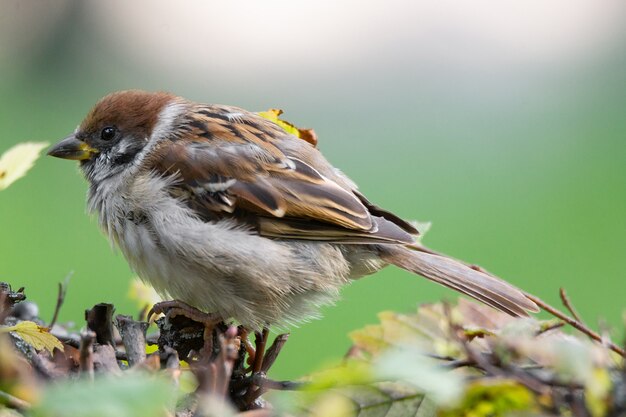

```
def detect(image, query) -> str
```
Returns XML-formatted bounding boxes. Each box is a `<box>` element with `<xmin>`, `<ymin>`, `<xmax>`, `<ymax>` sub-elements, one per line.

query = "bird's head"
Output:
<box><xmin>48</xmin><ymin>90</ymin><xmax>179</xmax><ymax>181</ymax></box>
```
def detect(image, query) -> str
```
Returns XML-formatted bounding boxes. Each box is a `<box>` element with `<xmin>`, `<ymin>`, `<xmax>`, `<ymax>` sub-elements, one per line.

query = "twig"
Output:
<box><xmin>93</xmin><ymin>344</ymin><xmax>122</xmax><ymax>374</ymax></box>
<box><xmin>425</xmin><ymin>353</ymin><xmax>457</xmax><ymax>361</ymax></box>
<box><xmin>442</xmin><ymin>301</ymin><xmax>548</xmax><ymax>395</ymax></box>
<box><xmin>0</xmin><ymin>292</ymin><xmax>9</xmax><ymax>324</ymax></box>
<box><xmin>193</xmin><ymin>327</ymin><xmax>239</xmax><ymax>401</ymax></box>
<box><xmin>0</xmin><ymin>283</ymin><xmax>26</xmax><ymax>323</ymax></box>
<box><xmin>536</xmin><ymin>321</ymin><xmax>566</xmax><ymax>336</ymax></box>
<box><xmin>440</xmin><ymin>359</ymin><xmax>477</xmax><ymax>370</ymax></box>
<box><xmin>10</xmin><ymin>338</ymin><xmax>54</xmax><ymax>380</ymax></box>
<box><xmin>243</xmin><ymin>328</ymin><xmax>270</xmax><ymax>407</ymax></box>
<box><xmin>252</xmin><ymin>328</ymin><xmax>269</xmax><ymax>374</ymax></box>
<box><xmin>49</xmin><ymin>272</ymin><xmax>72</xmax><ymax>329</ymax></box>
<box><xmin>217</xmin><ymin>328</ymin><xmax>239</xmax><ymax>396</ymax></box>
<box><xmin>250</xmin><ymin>373</ymin><xmax>303</xmax><ymax>391</ymax></box>
<box><xmin>29</xmin><ymin>350</ymin><xmax>54</xmax><ymax>380</ymax></box>
<box><xmin>260</xmin><ymin>333</ymin><xmax>289</xmax><ymax>373</ymax></box>
<box><xmin>85</xmin><ymin>303</ymin><xmax>115</xmax><ymax>346</ymax></box>
<box><xmin>525</xmin><ymin>293</ymin><xmax>625</xmax><ymax>357</ymax></box>
<box><xmin>79</xmin><ymin>330</ymin><xmax>96</xmax><ymax>380</ymax></box>
<box><xmin>0</xmin><ymin>389</ymin><xmax>31</xmax><ymax>410</ymax></box>
<box><xmin>559</xmin><ymin>288</ymin><xmax>583</xmax><ymax>323</ymax></box>
<box><xmin>239</xmin><ymin>327</ymin><xmax>256</xmax><ymax>365</ymax></box>
<box><xmin>114</xmin><ymin>315</ymin><xmax>148</xmax><ymax>366</ymax></box>
<box><xmin>161</xmin><ymin>346</ymin><xmax>181</xmax><ymax>387</ymax></box>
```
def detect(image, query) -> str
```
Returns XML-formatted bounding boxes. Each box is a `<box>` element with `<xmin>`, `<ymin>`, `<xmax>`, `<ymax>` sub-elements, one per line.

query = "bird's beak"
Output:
<box><xmin>48</xmin><ymin>135</ymin><xmax>99</xmax><ymax>161</ymax></box>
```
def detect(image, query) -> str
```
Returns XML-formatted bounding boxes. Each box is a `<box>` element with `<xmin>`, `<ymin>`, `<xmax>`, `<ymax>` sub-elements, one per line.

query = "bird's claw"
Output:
<box><xmin>147</xmin><ymin>300</ymin><xmax>221</xmax><ymax>326</ymax></box>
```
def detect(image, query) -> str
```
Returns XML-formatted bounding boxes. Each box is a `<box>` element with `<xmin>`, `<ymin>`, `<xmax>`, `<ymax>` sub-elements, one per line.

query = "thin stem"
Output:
<box><xmin>0</xmin><ymin>389</ymin><xmax>30</xmax><ymax>410</ymax></box>
<box><xmin>559</xmin><ymin>288</ymin><xmax>583</xmax><ymax>323</ymax></box>
<box><xmin>79</xmin><ymin>330</ymin><xmax>96</xmax><ymax>380</ymax></box>
<box><xmin>51</xmin><ymin>272</ymin><xmax>72</xmax><ymax>328</ymax></box>
<box><xmin>536</xmin><ymin>321</ymin><xmax>566</xmax><ymax>336</ymax></box>
<box><xmin>525</xmin><ymin>293</ymin><xmax>625</xmax><ymax>357</ymax></box>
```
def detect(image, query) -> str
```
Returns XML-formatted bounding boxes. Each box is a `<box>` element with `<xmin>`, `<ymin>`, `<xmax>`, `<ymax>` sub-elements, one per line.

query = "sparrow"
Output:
<box><xmin>48</xmin><ymin>90</ymin><xmax>538</xmax><ymax>329</ymax></box>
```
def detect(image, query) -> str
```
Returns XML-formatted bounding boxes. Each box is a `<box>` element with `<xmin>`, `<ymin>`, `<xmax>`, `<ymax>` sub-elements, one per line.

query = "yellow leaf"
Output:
<box><xmin>258</xmin><ymin>109</ymin><xmax>318</xmax><ymax>147</ymax></box>
<box><xmin>440</xmin><ymin>380</ymin><xmax>536</xmax><ymax>417</ymax></box>
<box><xmin>1</xmin><ymin>321</ymin><xmax>64</xmax><ymax>353</ymax></box>
<box><xmin>128</xmin><ymin>277</ymin><xmax>162</xmax><ymax>310</ymax></box>
<box><xmin>0</xmin><ymin>142</ymin><xmax>48</xmax><ymax>191</ymax></box>
<box><xmin>585</xmin><ymin>368</ymin><xmax>612</xmax><ymax>417</ymax></box>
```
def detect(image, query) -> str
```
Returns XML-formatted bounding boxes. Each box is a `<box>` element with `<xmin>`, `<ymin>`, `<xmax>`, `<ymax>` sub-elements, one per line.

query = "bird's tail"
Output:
<box><xmin>379</xmin><ymin>246</ymin><xmax>539</xmax><ymax>317</ymax></box>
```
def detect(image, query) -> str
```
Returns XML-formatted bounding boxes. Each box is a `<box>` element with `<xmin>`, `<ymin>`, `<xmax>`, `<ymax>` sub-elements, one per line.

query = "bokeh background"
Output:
<box><xmin>1</xmin><ymin>1</ymin><xmax>625</xmax><ymax>379</ymax></box>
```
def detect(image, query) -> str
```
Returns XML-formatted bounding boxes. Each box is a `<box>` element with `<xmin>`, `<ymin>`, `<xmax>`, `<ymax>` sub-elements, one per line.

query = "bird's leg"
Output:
<box><xmin>149</xmin><ymin>300</ymin><xmax>222</xmax><ymax>358</ymax></box>
<box><xmin>148</xmin><ymin>300</ymin><xmax>221</xmax><ymax>324</ymax></box>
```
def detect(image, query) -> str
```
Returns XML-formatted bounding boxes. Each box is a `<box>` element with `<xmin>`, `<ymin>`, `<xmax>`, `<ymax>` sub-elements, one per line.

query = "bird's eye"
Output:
<box><xmin>100</xmin><ymin>126</ymin><xmax>116</xmax><ymax>141</ymax></box>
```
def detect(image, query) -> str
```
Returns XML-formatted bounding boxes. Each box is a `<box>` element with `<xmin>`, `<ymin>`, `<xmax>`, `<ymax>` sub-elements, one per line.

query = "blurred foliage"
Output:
<box><xmin>29</xmin><ymin>375</ymin><xmax>175</xmax><ymax>417</ymax></box>
<box><xmin>439</xmin><ymin>381</ymin><xmax>536</xmax><ymax>417</ymax></box>
<box><xmin>292</xmin><ymin>299</ymin><xmax>624</xmax><ymax>417</ymax></box>
<box><xmin>1</xmin><ymin>259</ymin><xmax>625</xmax><ymax>417</ymax></box>
<box><xmin>0</xmin><ymin>142</ymin><xmax>47</xmax><ymax>191</ymax></box>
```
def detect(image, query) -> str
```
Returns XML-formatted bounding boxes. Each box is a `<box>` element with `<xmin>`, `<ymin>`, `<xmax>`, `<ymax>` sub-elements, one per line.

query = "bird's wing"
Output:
<box><xmin>150</xmin><ymin>104</ymin><xmax>417</xmax><ymax>244</ymax></box>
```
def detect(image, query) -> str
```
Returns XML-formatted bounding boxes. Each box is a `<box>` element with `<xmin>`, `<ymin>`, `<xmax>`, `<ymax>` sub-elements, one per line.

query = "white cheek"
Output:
<box><xmin>114</xmin><ymin>140</ymin><xmax>130</xmax><ymax>155</ymax></box>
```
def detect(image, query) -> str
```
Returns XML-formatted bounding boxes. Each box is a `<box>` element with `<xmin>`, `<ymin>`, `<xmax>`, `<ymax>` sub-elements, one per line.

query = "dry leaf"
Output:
<box><xmin>1</xmin><ymin>321</ymin><xmax>64</xmax><ymax>354</ymax></box>
<box><xmin>0</xmin><ymin>142</ymin><xmax>48</xmax><ymax>190</ymax></box>
<box><xmin>258</xmin><ymin>109</ymin><xmax>318</xmax><ymax>146</ymax></box>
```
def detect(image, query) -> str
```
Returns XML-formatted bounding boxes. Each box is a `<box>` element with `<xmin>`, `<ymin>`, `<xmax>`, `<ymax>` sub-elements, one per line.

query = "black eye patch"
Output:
<box><xmin>110</xmin><ymin>140</ymin><xmax>144</xmax><ymax>166</ymax></box>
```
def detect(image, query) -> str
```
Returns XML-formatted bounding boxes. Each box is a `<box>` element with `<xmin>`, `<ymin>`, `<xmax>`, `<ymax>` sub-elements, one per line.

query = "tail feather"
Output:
<box><xmin>380</xmin><ymin>246</ymin><xmax>539</xmax><ymax>317</ymax></box>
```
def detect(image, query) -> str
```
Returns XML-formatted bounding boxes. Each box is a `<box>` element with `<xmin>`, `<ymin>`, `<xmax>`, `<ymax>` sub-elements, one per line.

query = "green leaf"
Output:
<box><xmin>305</xmin><ymin>298</ymin><xmax>618</xmax><ymax>417</ymax></box>
<box><xmin>30</xmin><ymin>374</ymin><xmax>175</xmax><ymax>417</ymax></box>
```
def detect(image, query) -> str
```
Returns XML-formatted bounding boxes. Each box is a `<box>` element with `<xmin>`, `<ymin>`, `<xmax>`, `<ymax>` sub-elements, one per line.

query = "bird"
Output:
<box><xmin>48</xmin><ymin>90</ymin><xmax>538</xmax><ymax>330</ymax></box>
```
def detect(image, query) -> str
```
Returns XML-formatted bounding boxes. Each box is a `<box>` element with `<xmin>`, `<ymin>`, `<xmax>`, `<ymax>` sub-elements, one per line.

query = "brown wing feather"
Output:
<box><xmin>353</xmin><ymin>190</ymin><xmax>419</xmax><ymax>235</ymax></box>
<box><xmin>258</xmin><ymin>216</ymin><xmax>415</xmax><ymax>244</ymax></box>
<box><xmin>150</xmin><ymin>105</ymin><xmax>417</xmax><ymax>243</ymax></box>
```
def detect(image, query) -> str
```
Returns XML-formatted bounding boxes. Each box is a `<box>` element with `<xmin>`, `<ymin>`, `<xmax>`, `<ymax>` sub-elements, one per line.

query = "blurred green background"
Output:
<box><xmin>1</xmin><ymin>1</ymin><xmax>625</xmax><ymax>379</ymax></box>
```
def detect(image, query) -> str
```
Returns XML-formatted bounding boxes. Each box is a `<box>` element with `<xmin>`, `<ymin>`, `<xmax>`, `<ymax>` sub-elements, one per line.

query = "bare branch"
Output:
<box><xmin>525</xmin><ymin>293</ymin><xmax>625</xmax><ymax>357</ymax></box>
<box><xmin>114</xmin><ymin>315</ymin><xmax>148</xmax><ymax>366</ymax></box>
<box><xmin>0</xmin><ymin>389</ymin><xmax>31</xmax><ymax>410</ymax></box>
<box><xmin>559</xmin><ymin>288</ymin><xmax>583</xmax><ymax>324</ymax></box>
<box><xmin>49</xmin><ymin>272</ymin><xmax>72</xmax><ymax>329</ymax></box>
<box><xmin>260</xmin><ymin>333</ymin><xmax>289</xmax><ymax>373</ymax></box>
<box><xmin>85</xmin><ymin>303</ymin><xmax>115</xmax><ymax>346</ymax></box>
<box><xmin>79</xmin><ymin>330</ymin><xmax>96</xmax><ymax>380</ymax></box>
